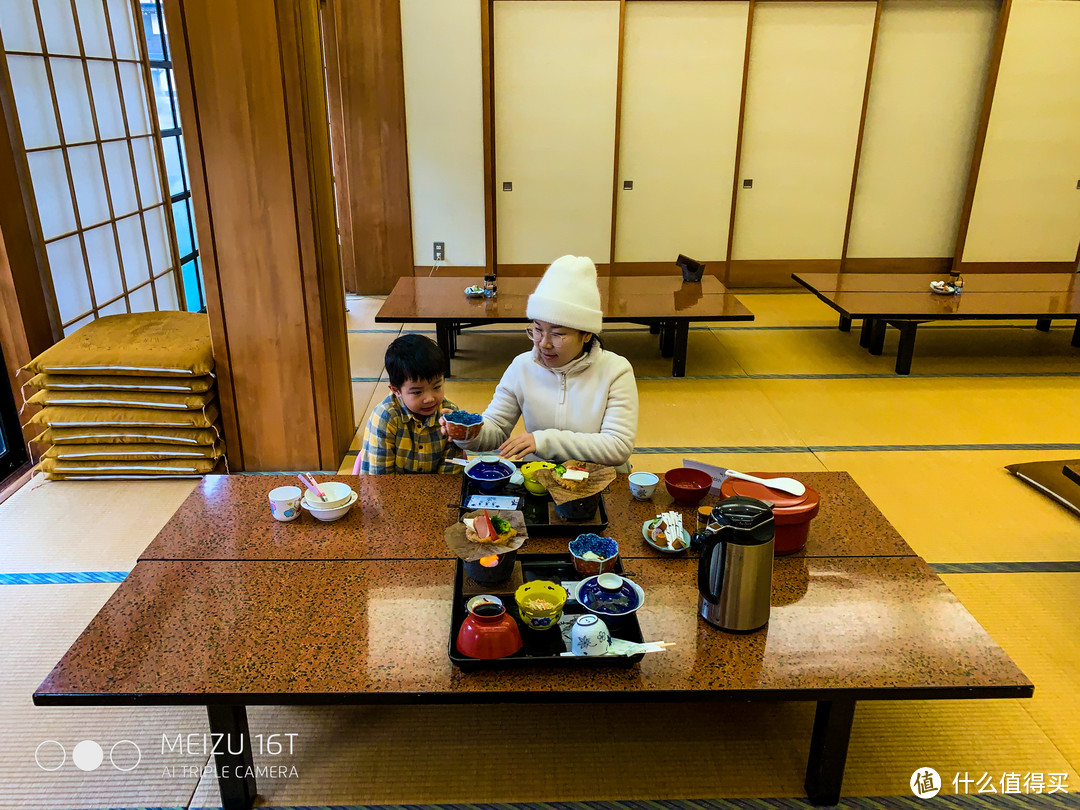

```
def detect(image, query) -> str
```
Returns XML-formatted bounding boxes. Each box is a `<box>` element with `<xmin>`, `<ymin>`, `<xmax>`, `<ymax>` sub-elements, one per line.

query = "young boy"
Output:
<box><xmin>356</xmin><ymin>334</ymin><xmax>463</xmax><ymax>474</ymax></box>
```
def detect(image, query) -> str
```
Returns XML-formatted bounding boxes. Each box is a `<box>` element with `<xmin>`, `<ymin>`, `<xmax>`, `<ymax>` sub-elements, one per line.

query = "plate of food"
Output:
<box><xmin>929</xmin><ymin>280</ymin><xmax>956</xmax><ymax>295</ymax></box>
<box><xmin>464</xmin><ymin>285</ymin><xmax>486</xmax><ymax>298</ymax></box>
<box><xmin>642</xmin><ymin>512</ymin><xmax>691</xmax><ymax>554</ymax></box>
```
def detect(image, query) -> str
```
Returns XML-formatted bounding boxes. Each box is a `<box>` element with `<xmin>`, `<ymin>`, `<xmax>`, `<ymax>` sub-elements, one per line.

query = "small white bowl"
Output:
<box><xmin>301</xmin><ymin>491</ymin><xmax>358</xmax><ymax>521</ymax></box>
<box><xmin>303</xmin><ymin>480</ymin><xmax>354</xmax><ymax>509</ymax></box>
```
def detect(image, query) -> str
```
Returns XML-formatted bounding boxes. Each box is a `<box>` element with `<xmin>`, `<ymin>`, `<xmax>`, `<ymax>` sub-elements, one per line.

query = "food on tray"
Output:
<box><xmin>552</xmin><ymin>460</ymin><xmax>591</xmax><ymax>492</ymax></box>
<box><xmin>580</xmin><ymin>551</ymin><xmax>604</xmax><ymax>561</ymax></box>
<box><xmin>463</xmin><ymin>512</ymin><xmax>517</xmax><ymax>544</ymax></box>
<box><xmin>649</xmin><ymin>511</ymin><xmax>684</xmax><ymax>549</ymax></box>
<box><xmin>525</xmin><ymin>598</ymin><xmax>555</xmax><ymax>611</ymax></box>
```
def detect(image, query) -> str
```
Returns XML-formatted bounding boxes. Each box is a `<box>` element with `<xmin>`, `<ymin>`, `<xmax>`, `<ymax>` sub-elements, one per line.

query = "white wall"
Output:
<box><xmin>962</xmin><ymin>0</ymin><xmax>1080</xmax><ymax>263</ymax></box>
<box><xmin>847</xmin><ymin>0</ymin><xmax>997</xmax><ymax>258</ymax></box>
<box><xmin>400</xmin><ymin>0</ymin><xmax>487</xmax><ymax>267</ymax></box>
<box><xmin>614</xmin><ymin>1</ymin><xmax>749</xmax><ymax>264</ymax></box>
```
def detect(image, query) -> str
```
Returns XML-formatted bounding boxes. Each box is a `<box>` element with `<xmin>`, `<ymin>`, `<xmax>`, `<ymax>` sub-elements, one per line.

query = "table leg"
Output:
<box><xmin>1073</xmin><ymin>319</ymin><xmax>1080</xmax><ymax>348</ymax></box>
<box><xmin>838</xmin><ymin>315</ymin><xmax>852</xmax><ymax>333</ymax></box>
<box><xmin>660</xmin><ymin>321</ymin><xmax>676</xmax><ymax>359</ymax></box>
<box><xmin>868</xmin><ymin>319</ymin><xmax>887</xmax><ymax>356</ymax></box>
<box><xmin>859</xmin><ymin>318</ymin><xmax>875</xmax><ymax>348</ymax></box>
<box><xmin>804</xmin><ymin>698</ymin><xmax>856</xmax><ymax>806</ymax></box>
<box><xmin>449</xmin><ymin>323</ymin><xmax>458</xmax><ymax>357</ymax></box>
<box><xmin>649</xmin><ymin>322</ymin><xmax>661</xmax><ymax>335</ymax></box>
<box><xmin>1036</xmin><ymin>318</ymin><xmax>1052</xmax><ymax>332</ymax></box>
<box><xmin>434</xmin><ymin>322</ymin><xmax>452</xmax><ymax>376</ymax></box>
<box><xmin>207</xmin><ymin>705</ymin><xmax>257</xmax><ymax>810</ymax></box>
<box><xmin>671</xmin><ymin>320</ymin><xmax>690</xmax><ymax>377</ymax></box>
<box><xmin>895</xmin><ymin>322</ymin><xmax>918</xmax><ymax>375</ymax></box>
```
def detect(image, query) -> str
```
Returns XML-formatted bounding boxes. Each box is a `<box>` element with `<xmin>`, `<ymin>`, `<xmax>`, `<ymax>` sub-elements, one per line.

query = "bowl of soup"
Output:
<box><xmin>664</xmin><ymin>467</ymin><xmax>713</xmax><ymax>504</ymax></box>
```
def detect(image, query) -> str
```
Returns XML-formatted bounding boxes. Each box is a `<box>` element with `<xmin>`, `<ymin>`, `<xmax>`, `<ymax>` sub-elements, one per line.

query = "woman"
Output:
<box><xmin>447</xmin><ymin>255</ymin><xmax>638</xmax><ymax>470</ymax></box>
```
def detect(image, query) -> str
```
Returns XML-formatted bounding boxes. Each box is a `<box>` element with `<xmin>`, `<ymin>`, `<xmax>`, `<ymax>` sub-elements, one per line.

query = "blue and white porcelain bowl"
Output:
<box><xmin>568</xmin><ymin>534</ymin><xmax>619</xmax><ymax>576</ymax></box>
<box><xmin>576</xmin><ymin>573</ymin><xmax>644</xmax><ymax>625</ymax></box>
<box><xmin>464</xmin><ymin>456</ymin><xmax>515</xmax><ymax>494</ymax></box>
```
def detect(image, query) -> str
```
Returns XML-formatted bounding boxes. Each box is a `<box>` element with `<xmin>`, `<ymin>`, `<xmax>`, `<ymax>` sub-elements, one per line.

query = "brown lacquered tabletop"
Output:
<box><xmin>795</xmin><ymin>272</ymin><xmax>1080</xmax><ymax>294</ymax></box>
<box><xmin>33</xmin><ymin>556</ymin><xmax>1030</xmax><ymax>704</ymax></box>
<box><xmin>375</xmin><ymin>275</ymin><xmax>753</xmax><ymax>323</ymax></box>
<box><xmin>139</xmin><ymin>472</ymin><xmax>913</xmax><ymax>561</ymax></box>
<box><xmin>806</xmin><ymin>289</ymin><xmax>1080</xmax><ymax>319</ymax></box>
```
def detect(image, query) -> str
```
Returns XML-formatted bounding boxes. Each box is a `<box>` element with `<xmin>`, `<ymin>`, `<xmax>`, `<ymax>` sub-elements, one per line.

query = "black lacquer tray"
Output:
<box><xmin>457</xmin><ymin>471</ymin><xmax>608</xmax><ymax>535</ymax></box>
<box><xmin>449</xmin><ymin>553</ymin><xmax>645</xmax><ymax>671</ymax></box>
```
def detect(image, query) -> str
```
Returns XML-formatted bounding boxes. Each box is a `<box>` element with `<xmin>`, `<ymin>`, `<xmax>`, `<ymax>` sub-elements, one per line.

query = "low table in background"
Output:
<box><xmin>375</xmin><ymin>275</ymin><xmax>754</xmax><ymax>377</ymax></box>
<box><xmin>36</xmin><ymin>473</ymin><xmax>1032</xmax><ymax>809</ymax></box>
<box><xmin>793</xmin><ymin>272</ymin><xmax>1080</xmax><ymax>374</ymax></box>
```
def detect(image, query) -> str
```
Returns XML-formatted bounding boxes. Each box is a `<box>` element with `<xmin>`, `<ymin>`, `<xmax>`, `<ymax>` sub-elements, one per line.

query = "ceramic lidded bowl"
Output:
<box><xmin>514</xmin><ymin>580</ymin><xmax>567</xmax><ymax>631</ymax></box>
<box><xmin>577</xmin><ymin>573</ymin><xmax>644</xmax><ymax>626</ymax></box>
<box><xmin>464</xmin><ymin>456</ymin><xmax>515</xmax><ymax>494</ymax></box>
<box><xmin>568</xmin><ymin>534</ymin><xmax>619</xmax><ymax>576</ymax></box>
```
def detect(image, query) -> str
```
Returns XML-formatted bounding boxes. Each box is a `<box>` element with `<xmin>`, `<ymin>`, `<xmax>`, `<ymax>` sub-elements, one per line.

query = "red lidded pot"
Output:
<box><xmin>718</xmin><ymin>476</ymin><xmax>820</xmax><ymax>555</ymax></box>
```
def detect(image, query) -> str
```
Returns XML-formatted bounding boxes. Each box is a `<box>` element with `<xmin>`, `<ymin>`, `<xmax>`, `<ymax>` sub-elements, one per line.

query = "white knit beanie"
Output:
<box><xmin>526</xmin><ymin>255</ymin><xmax>603</xmax><ymax>334</ymax></box>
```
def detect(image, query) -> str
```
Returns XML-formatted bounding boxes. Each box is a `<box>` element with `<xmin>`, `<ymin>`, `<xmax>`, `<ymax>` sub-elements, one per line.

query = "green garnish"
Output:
<box><xmin>555</xmin><ymin>465</ymin><xmax>566</xmax><ymax>476</ymax></box>
<box><xmin>491</xmin><ymin>516</ymin><xmax>512</xmax><ymax>535</ymax></box>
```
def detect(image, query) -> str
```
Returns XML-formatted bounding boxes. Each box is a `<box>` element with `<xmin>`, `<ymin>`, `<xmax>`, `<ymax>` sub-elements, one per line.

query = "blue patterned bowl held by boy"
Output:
<box><xmin>444</xmin><ymin>409</ymin><xmax>483</xmax><ymax>441</ymax></box>
<box><xmin>571</xmin><ymin>614</ymin><xmax>610</xmax><ymax>656</ymax></box>
<box><xmin>568</xmin><ymin>534</ymin><xmax>619</xmax><ymax>576</ymax></box>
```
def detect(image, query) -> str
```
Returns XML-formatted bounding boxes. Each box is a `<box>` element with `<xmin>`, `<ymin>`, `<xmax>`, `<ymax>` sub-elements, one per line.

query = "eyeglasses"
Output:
<box><xmin>525</xmin><ymin>326</ymin><xmax>571</xmax><ymax>347</ymax></box>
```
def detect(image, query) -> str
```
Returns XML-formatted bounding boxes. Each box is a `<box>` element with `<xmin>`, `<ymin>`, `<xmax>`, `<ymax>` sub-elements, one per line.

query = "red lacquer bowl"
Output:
<box><xmin>456</xmin><ymin>602</ymin><xmax>523</xmax><ymax>659</ymax></box>
<box><xmin>664</xmin><ymin>467</ymin><xmax>713</xmax><ymax>505</ymax></box>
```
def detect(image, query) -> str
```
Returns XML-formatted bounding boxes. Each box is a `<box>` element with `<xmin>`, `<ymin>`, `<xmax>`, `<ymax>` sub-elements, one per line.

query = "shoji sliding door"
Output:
<box><xmin>614</xmin><ymin>1</ymin><xmax>749</xmax><ymax>264</ymax></box>
<box><xmin>731</xmin><ymin>1</ymin><xmax>876</xmax><ymax>265</ymax></box>
<box><xmin>494</xmin><ymin>1</ymin><xmax>620</xmax><ymax>266</ymax></box>
<box><xmin>961</xmin><ymin>0</ymin><xmax>1080</xmax><ymax>264</ymax></box>
<box><xmin>847</xmin><ymin>0</ymin><xmax>997</xmax><ymax>260</ymax></box>
<box><xmin>0</xmin><ymin>0</ymin><xmax>181</xmax><ymax>335</ymax></box>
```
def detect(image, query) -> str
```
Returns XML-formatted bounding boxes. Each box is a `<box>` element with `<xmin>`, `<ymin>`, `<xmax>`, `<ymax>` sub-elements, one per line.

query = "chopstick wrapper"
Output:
<box><xmin>444</xmin><ymin>510</ymin><xmax>528</xmax><ymax>561</ymax></box>
<box><xmin>535</xmin><ymin>462</ymin><xmax>616</xmax><ymax>506</ymax></box>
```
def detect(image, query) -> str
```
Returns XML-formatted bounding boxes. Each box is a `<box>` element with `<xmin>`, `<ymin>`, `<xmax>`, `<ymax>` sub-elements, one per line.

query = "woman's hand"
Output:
<box><xmin>498</xmin><ymin>432</ymin><xmax>536</xmax><ymax>460</ymax></box>
<box><xmin>438</xmin><ymin>408</ymin><xmax>453</xmax><ymax>438</ymax></box>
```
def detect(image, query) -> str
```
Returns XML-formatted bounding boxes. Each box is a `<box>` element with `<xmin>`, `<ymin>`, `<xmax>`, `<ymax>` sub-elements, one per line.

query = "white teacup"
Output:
<box><xmin>268</xmin><ymin>486</ymin><xmax>302</xmax><ymax>522</ymax></box>
<box><xmin>628</xmin><ymin>471</ymin><xmax>659</xmax><ymax>501</ymax></box>
<box><xmin>571</xmin><ymin>614</ymin><xmax>611</xmax><ymax>656</ymax></box>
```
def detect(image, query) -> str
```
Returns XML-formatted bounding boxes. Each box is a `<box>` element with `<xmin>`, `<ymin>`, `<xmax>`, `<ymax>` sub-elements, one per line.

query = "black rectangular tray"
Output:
<box><xmin>449</xmin><ymin>552</ymin><xmax>645</xmax><ymax>671</ymax></box>
<box><xmin>457</xmin><ymin>471</ymin><xmax>608</xmax><ymax>534</ymax></box>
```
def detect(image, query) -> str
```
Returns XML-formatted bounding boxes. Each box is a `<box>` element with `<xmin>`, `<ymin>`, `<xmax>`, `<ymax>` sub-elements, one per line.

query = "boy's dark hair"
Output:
<box><xmin>385</xmin><ymin>333</ymin><xmax>444</xmax><ymax>389</ymax></box>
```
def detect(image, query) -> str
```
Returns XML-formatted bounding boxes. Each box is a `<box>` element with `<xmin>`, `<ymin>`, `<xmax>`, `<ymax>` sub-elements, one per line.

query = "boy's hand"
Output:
<box><xmin>498</xmin><ymin>433</ymin><xmax>536</xmax><ymax>460</ymax></box>
<box><xmin>438</xmin><ymin>408</ymin><xmax>453</xmax><ymax>438</ymax></box>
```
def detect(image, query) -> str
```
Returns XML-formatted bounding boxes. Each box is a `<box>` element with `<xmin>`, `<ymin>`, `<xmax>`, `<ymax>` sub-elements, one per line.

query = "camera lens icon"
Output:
<box><xmin>35</xmin><ymin>740</ymin><xmax>141</xmax><ymax>772</ymax></box>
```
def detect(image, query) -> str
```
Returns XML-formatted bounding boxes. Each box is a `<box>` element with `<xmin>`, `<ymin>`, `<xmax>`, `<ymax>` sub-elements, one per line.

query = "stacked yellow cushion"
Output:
<box><xmin>22</xmin><ymin>312</ymin><xmax>226</xmax><ymax>480</ymax></box>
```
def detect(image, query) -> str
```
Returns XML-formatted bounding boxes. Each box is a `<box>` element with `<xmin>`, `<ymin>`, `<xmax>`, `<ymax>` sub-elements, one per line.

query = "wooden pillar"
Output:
<box><xmin>164</xmin><ymin>0</ymin><xmax>353</xmax><ymax>472</ymax></box>
<box><xmin>323</xmin><ymin>0</ymin><xmax>413</xmax><ymax>294</ymax></box>
<box><xmin>0</xmin><ymin>53</ymin><xmax>58</xmax><ymax>416</ymax></box>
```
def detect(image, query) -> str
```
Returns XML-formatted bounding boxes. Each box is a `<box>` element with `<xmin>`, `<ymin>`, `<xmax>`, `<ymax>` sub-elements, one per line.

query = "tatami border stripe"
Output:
<box><xmin>0</xmin><ymin>571</ymin><xmax>128</xmax><ymax>584</ymax></box>
<box><xmin>180</xmin><ymin>794</ymin><xmax>1080</xmax><ymax>810</ymax></box>
<box><xmin>352</xmin><ymin>372</ymin><xmax>1079</xmax><ymax>383</ymax></box>
<box><xmin>351</xmin><ymin>324</ymin><xmax>1076</xmax><ymax>334</ymax></box>
<box><xmin>931</xmin><ymin>561</ymin><xmax>1080</xmax><ymax>574</ymax></box>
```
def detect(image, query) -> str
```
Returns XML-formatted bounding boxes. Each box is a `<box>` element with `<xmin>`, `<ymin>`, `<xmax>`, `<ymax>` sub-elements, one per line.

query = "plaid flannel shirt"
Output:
<box><xmin>359</xmin><ymin>394</ymin><xmax>463</xmax><ymax>474</ymax></box>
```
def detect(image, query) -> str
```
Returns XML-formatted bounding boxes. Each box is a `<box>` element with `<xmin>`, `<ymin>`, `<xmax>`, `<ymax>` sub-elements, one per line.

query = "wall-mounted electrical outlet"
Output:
<box><xmin>623</xmin><ymin>180</ymin><xmax>634</xmax><ymax>190</ymax></box>
<box><xmin>433</xmin><ymin>242</ymin><xmax>445</xmax><ymax>261</ymax></box>
<box><xmin>502</xmin><ymin>181</ymin><xmax>513</xmax><ymax>191</ymax></box>
<box><xmin>743</xmin><ymin>179</ymin><xmax>753</xmax><ymax>189</ymax></box>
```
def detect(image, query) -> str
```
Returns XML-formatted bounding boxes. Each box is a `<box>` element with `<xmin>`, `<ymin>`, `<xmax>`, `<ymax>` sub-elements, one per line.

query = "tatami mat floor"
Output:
<box><xmin>3</xmin><ymin>289</ymin><xmax>1079</xmax><ymax>809</ymax></box>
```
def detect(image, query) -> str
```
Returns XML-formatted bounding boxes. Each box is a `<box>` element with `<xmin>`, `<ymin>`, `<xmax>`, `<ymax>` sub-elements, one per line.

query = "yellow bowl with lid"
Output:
<box><xmin>514</xmin><ymin>580</ymin><xmax>567</xmax><ymax>631</ymax></box>
<box><xmin>520</xmin><ymin>461</ymin><xmax>555</xmax><ymax>496</ymax></box>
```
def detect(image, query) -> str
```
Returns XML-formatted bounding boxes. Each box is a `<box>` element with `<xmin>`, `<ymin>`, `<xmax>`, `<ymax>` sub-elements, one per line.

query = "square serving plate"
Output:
<box><xmin>449</xmin><ymin>552</ymin><xmax>645</xmax><ymax>671</ymax></box>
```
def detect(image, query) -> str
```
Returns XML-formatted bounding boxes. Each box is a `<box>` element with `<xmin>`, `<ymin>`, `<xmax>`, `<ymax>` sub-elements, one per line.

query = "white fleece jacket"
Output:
<box><xmin>457</xmin><ymin>343</ymin><xmax>638</xmax><ymax>469</ymax></box>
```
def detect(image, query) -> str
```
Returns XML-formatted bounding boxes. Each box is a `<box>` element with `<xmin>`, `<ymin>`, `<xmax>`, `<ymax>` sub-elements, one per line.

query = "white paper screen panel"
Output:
<box><xmin>0</xmin><ymin>2</ymin><xmax>42</xmax><ymax>53</ymax></box>
<box><xmin>400</xmin><ymin>0</ymin><xmax>487</xmax><ymax>267</ymax></box>
<box><xmin>962</xmin><ymin>0</ymin><xmax>1080</xmax><ymax>263</ymax></box>
<box><xmin>495</xmin><ymin>1</ymin><xmax>620</xmax><ymax>265</ymax></box>
<box><xmin>614</xmin><ymin>2</ymin><xmax>748</xmax><ymax>264</ymax></box>
<box><xmin>731</xmin><ymin>1</ymin><xmax>876</xmax><ymax>261</ymax></box>
<box><xmin>847</xmin><ymin>0</ymin><xmax>996</xmax><ymax>259</ymax></box>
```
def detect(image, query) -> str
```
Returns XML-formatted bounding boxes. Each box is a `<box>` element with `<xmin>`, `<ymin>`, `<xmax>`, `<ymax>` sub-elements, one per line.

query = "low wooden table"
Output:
<box><xmin>375</xmin><ymin>275</ymin><xmax>754</xmax><ymax>377</ymax></box>
<box><xmin>35</xmin><ymin>473</ymin><xmax>1031</xmax><ymax>809</ymax></box>
<box><xmin>793</xmin><ymin>272</ymin><xmax>1080</xmax><ymax>374</ymax></box>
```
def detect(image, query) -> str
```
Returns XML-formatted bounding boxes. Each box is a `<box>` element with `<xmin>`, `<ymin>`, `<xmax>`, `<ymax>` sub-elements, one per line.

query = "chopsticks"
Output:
<box><xmin>298</xmin><ymin>473</ymin><xmax>326</xmax><ymax>502</ymax></box>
